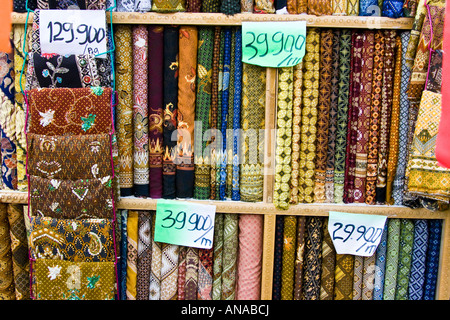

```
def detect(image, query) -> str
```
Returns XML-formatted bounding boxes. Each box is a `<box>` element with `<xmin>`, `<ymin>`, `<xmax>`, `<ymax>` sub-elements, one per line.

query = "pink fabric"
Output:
<box><xmin>236</xmin><ymin>214</ymin><xmax>263</xmax><ymax>300</ymax></box>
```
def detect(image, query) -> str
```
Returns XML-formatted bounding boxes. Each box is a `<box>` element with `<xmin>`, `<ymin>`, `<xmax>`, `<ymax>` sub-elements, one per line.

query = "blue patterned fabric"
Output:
<box><xmin>231</xmin><ymin>28</ymin><xmax>242</xmax><ymax>201</ymax></box>
<box><xmin>219</xmin><ymin>28</ymin><xmax>232</xmax><ymax>201</ymax></box>
<box><xmin>373</xmin><ymin>222</ymin><xmax>388</xmax><ymax>300</ymax></box>
<box><xmin>359</xmin><ymin>0</ymin><xmax>380</xmax><ymax>16</ymax></box>
<box><xmin>423</xmin><ymin>220</ymin><xmax>442</xmax><ymax>300</ymax></box>
<box><xmin>119</xmin><ymin>210</ymin><xmax>128</xmax><ymax>300</ymax></box>
<box><xmin>382</xmin><ymin>0</ymin><xmax>404</xmax><ymax>18</ymax></box>
<box><xmin>408</xmin><ymin>219</ymin><xmax>429</xmax><ymax>300</ymax></box>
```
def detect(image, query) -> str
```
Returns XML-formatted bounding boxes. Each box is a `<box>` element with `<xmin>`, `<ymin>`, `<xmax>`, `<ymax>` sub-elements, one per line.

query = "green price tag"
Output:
<box><xmin>242</xmin><ymin>21</ymin><xmax>307</xmax><ymax>68</ymax></box>
<box><xmin>154</xmin><ymin>199</ymin><xmax>216</xmax><ymax>249</ymax></box>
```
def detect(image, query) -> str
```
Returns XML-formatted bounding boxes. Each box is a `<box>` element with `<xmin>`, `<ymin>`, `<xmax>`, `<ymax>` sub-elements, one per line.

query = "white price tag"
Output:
<box><xmin>39</xmin><ymin>10</ymin><xmax>108</xmax><ymax>58</ymax></box>
<box><xmin>328</xmin><ymin>211</ymin><xmax>387</xmax><ymax>257</ymax></box>
<box><xmin>154</xmin><ymin>200</ymin><xmax>216</xmax><ymax>249</ymax></box>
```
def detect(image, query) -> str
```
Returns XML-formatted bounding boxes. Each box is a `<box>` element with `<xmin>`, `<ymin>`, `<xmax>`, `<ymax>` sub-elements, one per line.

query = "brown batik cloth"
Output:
<box><xmin>26</xmin><ymin>87</ymin><xmax>113</xmax><ymax>136</ymax></box>
<box><xmin>27</xmin><ymin>133</ymin><xmax>113</xmax><ymax>180</ymax></box>
<box><xmin>29</xmin><ymin>175</ymin><xmax>114</xmax><ymax>219</ymax></box>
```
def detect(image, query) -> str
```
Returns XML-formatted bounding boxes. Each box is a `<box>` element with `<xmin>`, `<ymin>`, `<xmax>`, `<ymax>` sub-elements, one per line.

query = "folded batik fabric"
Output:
<box><xmin>33</xmin><ymin>259</ymin><xmax>116</xmax><ymax>300</ymax></box>
<box><xmin>26</xmin><ymin>87</ymin><xmax>113</xmax><ymax>136</ymax></box>
<box><xmin>27</xmin><ymin>133</ymin><xmax>113</xmax><ymax>180</ymax></box>
<box><xmin>37</xmin><ymin>0</ymin><xmax>107</xmax><ymax>9</ymax></box>
<box><xmin>407</xmin><ymin>91</ymin><xmax>449</xmax><ymax>200</ymax></box>
<box><xmin>29</xmin><ymin>216</ymin><xmax>115</xmax><ymax>262</ymax></box>
<box><xmin>26</xmin><ymin>53</ymin><xmax>101</xmax><ymax>90</ymax></box>
<box><xmin>29</xmin><ymin>175</ymin><xmax>115</xmax><ymax>219</ymax></box>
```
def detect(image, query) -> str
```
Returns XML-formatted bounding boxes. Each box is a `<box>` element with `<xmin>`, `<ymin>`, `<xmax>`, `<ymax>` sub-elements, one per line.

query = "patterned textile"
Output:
<box><xmin>114</xmin><ymin>25</ymin><xmax>134</xmax><ymax>197</ymax></box>
<box><xmin>116</xmin><ymin>0</ymin><xmax>136</xmax><ymax>11</ymax></box>
<box><xmin>313</xmin><ymin>30</ymin><xmax>333</xmax><ymax>203</ymax></box>
<box><xmin>353</xmin><ymin>30</ymin><xmax>374</xmax><ymax>203</ymax></box>
<box><xmin>365</xmin><ymin>31</ymin><xmax>385</xmax><ymax>205</ymax></box>
<box><xmin>221</xmin><ymin>214</ymin><xmax>238</xmax><ymax>300</ymax></box>
<box><xmin>38</xmin><ymin>0</ymin><xmax>107</xmax><ymax>9</ymax></box>
<box><xmin>382</xmin><ymin>0</ymin><xmax>404</xmax><ymax>17</ymax></box>
<box><xmin>293</xmin><ymin>216</ymin><xmax>306</xmax><ymax>300</ymax></box>
<box><xmin>177</xmin><ymin>246</ymin><xmax>187</xmax><ymax>300</ymax></box>
<box><xmin>148</xmin><ymin>26</ymin><xmax>164</xmax><ymax>199</ymax></box>
<box><xmin>119</xmin><ymin>210</ymin><xmax>128</xmax><ymax>300</ymax></box>
<box><xmin>373</xmin><ymin>222</ymin><xmax>388</xmax><ymax>300</ymax></box>
<box><xmin>149</xmin><ymin>214</ymin><xmax>162</xmax><ymax>300</ymax></box>
<box><xmin>220</xmin><ymin>0</ymin><xmax>240</xmax><ymax>14</ymax></box>
<box><xmin>231</xmin><ymin>29</ymin><xmax>242</xmax><ymax>201</ymax></box>
<box><xmin>135</xmin><ymin>0</ymin><xmax>152</xmax><ymax>11</ymax></box>
<box><xmin>280</xmin><ymin>215</ymin><xmax>297</xmax><ymax>300</ymax></box>
<box><xmin>194</xmin><ymin>27</ymin><xmax>214</xmax><ymax>200</ymax></box>
<box><xmin>392</xmin><ymin>31</ymin><xmax>412</xmax><ymax>205</ymax></box>
<box><xmin>426</xmin><ymin>49</ymin><xmax>443</xmax><ymax>93</ymax></box>
<box><xmin>385</xmin><ymin>35</ymin><xmax>403</xmax><ymax>204</ymax></box>
<box><xmin>132</xmin><ymin>25</ymin><xmax>150</xmax><ymax>197</ymax></box>
<box><xmin>126</xmin><ymin>211</ymin><xmax>138</xmax><ymax>300</ymax></box>
<box><xmin>333</xmin><ymin>29</ymin><xmax>352</xmax><ymax>203</ymax></box>
<box><xmin>423</xmin><ymin>219</ymin><xmax>442</xmax><ymax>300</ymax></box>
<box><xmin>202</xmin><ymin>0</ymin><xmax>220</xmax><ymax>11</ymax></box>
<box><xmin>176</xmin><ymin>26</ymin><xmax>197</xmax><ymax>199</ymax></box>
<box><xmin>241</xmin><ymin>0</ymin><xmax>253</xmax><ymax>11</ymax></box>
<box><xmin>136</xmin><ymin>211</ymin><xmax>152</xmax><ymax>300</ymax></box>
<box><xmin>29</xmin><ymin>175</ymin><xmax>114</xmax><ymax>219</ymax></box>
<box><xmin>408</xmin><ymin>219</ymin><xmax>428</xmax><ymax>300</ymax></box>
<box><xmin>27</xmin><ymin>133</ymin><xmax>112</xmax><ymax>180</ymax></box>
<box><xmin>6</xmin><ymin>204</ymin><xmax>30</xmax><ymax>300</ymax></box>
<box><xmin>325</xmin><ymin>31</ymin><xmax>340</xmax><ymax>203</ymax></box>
<box><xmin>162</xmin><ymin>26</ymin><xmax>179</xmax><ymax>199</ymax></box>
<box><xmin>362</xmin><ymin>254</ymin><xmax>376</xmax><ymax>300</ymax></box>
<box><xmin>226</xmin><ymin>30</ymin><xmax>236</xmax><ymax>199</ymax></box>
<box><xmin>212</xmin><ymin>214</ymin><xmax>223</xmax><ymax>300</ymax></box>
<box><xmin>407</xmin><ymin>91</ymin><xmax>449</xmax><ymax>200</ymax></box>
<box><xmin>152</xmin><ymin>0</ymin><xmax>186</xmax><ymax>11</ymax></box>
<box><xmin>302</xmin><ymin>217</ymin><xmax>323</xmax><ymax>300</ymax></box>
<box><xmin>347</xmin><ymin>0</ymin><xmax>360</xmax><ymax>15</ymax></box>
<box><xmin>375</xmin><ymin>31</ymin><xmax>396</xmax><ymax>204</ymax></box>
<box><xmin>184</xmin><ymin>247</ymin><xmax>199</xmax><ymax>300</ymax></box>
<box><xmin>320</xmin><ymin>219</ymin><xmax>336</xmax><ymax>300</ymax></box>
<box><xmin>307</xmin><ymin>0</ymin><xmax>332</xmax><ymax>15</ymax></box>
<box><xmin>287</xmin><ymin>0</ymin><xmax>307</xmax><ymax>13</ymax></box>
<box><xmin>333</xmin><ymin>254</ymin><xmax>354</xmax><ymax>300</ymax></box>
<box><xmin>274</xmin><ymin>67</ymin><xmax>293</xmax><ymax>209</ymax></box>
<box><xmin>344</xmin><ymin>30</ymin><xmax>364</xmax><ymax>204</ymax></box>
<box><xmin>403</xmin><ymin>0</ymin><xmax>418</xmax><ymax>17</ymax></box>
<box><xmin>383</xmin><ymin>218</ymin><xmax>400</xmax><ymax>300</ymax></box>
<box><xmin>26</xmin><ymin>53</ymin><xmax>100</xmax><ymax>90</ymax></box>
<box><xmin>408</xmin><ymin>4</ymin><xmax>445</xmax><ymax>105</ymax></box>
<box><xmin>198</xmin><ymin>248</ymin><xmax>213</xmax><ymax>300</ymax></box>
<box><xmin>272</xmin><ymin>215</ymin><xmax>283</xmax><ymax>300</ymax></box>
<box><xmin>289</xmin><ymin>62</ymin><xmax>303</xmax><ymax>205</ymax></box>
<box><xmin>0</xmin><ymin>203</ymin><xmax>15</xmax><ymax>300</ymax></box>
<box><xmin>236</xmin><ymin>215</ymin><xmax>263</xmax><ymax>300</ymax></box>
<box><xmin>359</xmin><ymin>0</ymin><xmax>380</xmax><ymax>15</ymax></box>
<box><xmin>333</xmin><ymin>0</ymin><xmax>348</xmax><ymax>14</ymax></box>
<box><xmin>29</xmin><ymin>216</ymin><xmax>115</xmax><ymax>262</ymax></box>
<box><xmin>185</xmin><ymin>0</ymin><xmax>202</xmax><ymax>11</ymax></box>
<box><xmin>240</xmin><ymin>64</ymin><xmax>266</xmax><ymax>203</ymax></box>
<box><xmin>254</xmin><ymin>0</ymin><xmax>275</xmax><ymax>13</ymax></box>
<box><xmin>353</xmin><ymin>255</ymin><xmax>364</xmax><ymax>299</ymax></box>
<box><xmin>395</xmin><ymin>219</ymin><xmax>414</xmax><ymax>300</ymax></box>
<box><xmin>298</xmin><ymin>28</ymin><xmax>320</xmax><ymax>204</ymax></box>
<box><xmin>14</xmin><ymin>0</ymin><xmax>37</xmax><ymax>11</ymax></box>
<box><xmin>26</xmin><ymin>87</ymin><xmax>113</xmax><ymax>136</ymax></box>
<box><xmin>33</xmin><ymin>259</ymin><xmax>115</xmax><ymax>300</ymax></box>
<box><xmin>405</xmin><ymin>0</ymin><xmax>427</xmax><ymax>69</ymax></box>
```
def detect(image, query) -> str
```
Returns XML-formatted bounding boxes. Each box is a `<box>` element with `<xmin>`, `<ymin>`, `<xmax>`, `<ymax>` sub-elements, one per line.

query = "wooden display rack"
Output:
<box><xmin>6</xmin><ymin>12</ymin><xmax>449</xmax><ymax>301</ymax></box>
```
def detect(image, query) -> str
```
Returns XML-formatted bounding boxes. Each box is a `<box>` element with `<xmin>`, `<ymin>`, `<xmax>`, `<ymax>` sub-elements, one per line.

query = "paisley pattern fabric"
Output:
<box><xmin>29</xmin><ymin>175</ymin><xmax>114</xmax><ymax>219</ymax></box>
<box><xmin>27</xmin><ymin>133</ymin><xmax>112</xmax><ymax>180</ymax></box>
<box><xmin>29</xmin><ymin>216</ymin><xmax>115</xmax><ymax>262</ymax></box>
<box><xmin>26</xmin><ymin>87</ymin><xmax>113</xmax><ymax>136</ymax></box>
<box><xmin>33</xmin><ymin>259</ymin><xmax>115</xmax><ymax>300</ymax></box>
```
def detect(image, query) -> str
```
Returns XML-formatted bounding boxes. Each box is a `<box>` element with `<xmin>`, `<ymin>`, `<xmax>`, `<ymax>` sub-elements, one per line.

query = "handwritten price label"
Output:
<box><xmin>242</xmin><ymin>21</ymin><xmax>306</xmax><ymax>68</ymax></box>
<box><xmin>39</xmin><ymin>10</ymin><xmax>108</xmax><ymax>58</ymax></box>
<box><xmin>328</xmin><ymin>212</ymin><xmax>387</xmax><ymax>257</ymax></box>
<box><xmin>154</xmin><ymin>200</ymin><xmax>216</xmax><ymax>249</ymax></box>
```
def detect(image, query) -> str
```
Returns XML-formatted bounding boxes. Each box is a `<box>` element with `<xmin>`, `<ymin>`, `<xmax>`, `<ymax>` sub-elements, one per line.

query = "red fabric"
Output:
<box><xmin>436</xmin><ymin>2</ymin><xmax>450</xmax><ymax>168</ymax></box>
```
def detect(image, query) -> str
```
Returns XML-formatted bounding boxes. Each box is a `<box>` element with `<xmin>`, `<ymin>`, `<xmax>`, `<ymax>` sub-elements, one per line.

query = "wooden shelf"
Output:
<box><xmin>11</xmin><ymin>12</ymin><xmax>414</xmax><ymax>29</ymax></box>
<box><xmin>1</xmin><ymin>190</ymin><xmax>447</xmax><ymax>218</ymax></box>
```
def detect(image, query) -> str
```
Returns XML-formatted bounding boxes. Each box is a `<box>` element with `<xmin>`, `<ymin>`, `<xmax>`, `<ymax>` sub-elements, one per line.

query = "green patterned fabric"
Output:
<box><xmin>395</xmin><ymin>219</ymin><xmax>415</xmax><ymax>300</ymax></box>
<box><xmin>212</xmin><ymin>213</ymin><xmax>224</xmax><ymax>299</ymax></box>
<box><xmin>221</xmin><ymin>214</ymin><xmax>238</xmax><ymax>300</ymax></box>
<box><xmin>194</xmin><ymin>27</ymin><xmax>215</xmax><ymax>200</ymax></box>
<box><xmin>383</xmin><ymin>219</ymin><xmax>401</xmax><ymax>300</ymax></box>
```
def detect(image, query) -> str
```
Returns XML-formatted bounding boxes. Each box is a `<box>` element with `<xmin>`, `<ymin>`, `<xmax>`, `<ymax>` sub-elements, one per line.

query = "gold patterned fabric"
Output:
<box><xmin>0</xmin><ymin>203</ymin><xmax>15</xmax><ymax>300</ymax></box>
<box><xmin>320</xmin><ymin>219</ymin><xmax>336</xmax><ymax>300</ymax></box>
<box><xmin>126</xmin><ymin>211</ymin><xmax>139</xmax><ymax>300</ymax></box>
<box><xmin>281</xmin><ymin>215</ymin><xmax>297</xmax><ymax>300</ymax></box>
<box><xmin>274</xmin><ymin>67</ymin><xmax>294</xmax><ymax>210</ymax></box>
<box><xmin>240</xmin><ymin>63</ymin><xmax>266</xmax><ymax>203</ymax></box>
<box><xmin>334</xmin><ymin>254</ymin><xmax>354</xmax><ymax>300</ymax></box>
<box><xmin>307</xmin><ymin>0</ymin><xmax>333</xmax><ymax>15</ymax></box>
<box><xmin>347</xmin><ymin>0</ymin><xmax>360</xmax><ymax>15</ymax></box>
<box><xmin>407</xmin><ymin>91</ymin><xmax>449</xmax><ymax>200</ymax></box>
<box><xmin>299</xmin><ymin>29</ymin><xmax>320</xmax><ymax>204</ymax></box>
<box><xmin>333</xmin><ymin>0</ymin><xmax>348</xmax><ymax>14</ymax></box>
<box><xmin>33</xmin><ymin>259</ymin><xmax>116</xmax><ymax>300</ymax></box>
<box><xmin>114</xmin><ymin>25</ymin><xmax>134</xmax><ymax>196</ymax></box>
